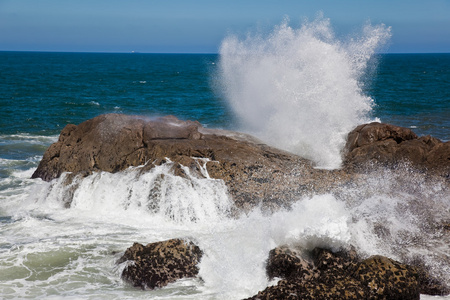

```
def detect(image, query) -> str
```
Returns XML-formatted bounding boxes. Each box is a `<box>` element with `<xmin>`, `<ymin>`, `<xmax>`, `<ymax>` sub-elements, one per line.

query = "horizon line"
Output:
<box><xmin>1</xmin><ymin>50</ymin><xmax>450</xmax><ymax>55</ymax></box>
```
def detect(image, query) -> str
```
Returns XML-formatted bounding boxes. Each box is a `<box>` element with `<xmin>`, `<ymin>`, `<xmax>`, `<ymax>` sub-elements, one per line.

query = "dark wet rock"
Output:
<box><xmin>354</xmin><ymin>255</ymin><xmax>419</xmax><ymax>299</ymax></box>
<box><xmin>407</xmin><ymin>257</ymin><xmax>450</xmax><ymax>296</ymax></box>
<box><xmin>248</xmin><ymin>246</ymin><xmax>422</xmax><ymax>300</ymax></box>
<box><xmin>343</xmin><ymin>122</ymin><xmax>450</xmax><ymax>178</ymax></box>
<box><xmin>266</xmin><ymin>245</ymin><xmax>318</xmax><ymax>281</ymax></box>
<box><xmin>117</xmin><ymin>238</ymin><xmax>202</xmax><ymax>290</ymax></box>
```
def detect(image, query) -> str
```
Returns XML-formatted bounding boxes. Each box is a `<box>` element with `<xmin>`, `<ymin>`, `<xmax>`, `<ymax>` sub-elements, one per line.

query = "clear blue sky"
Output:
<box><xmin>1</xmin><ymin>0</ymin><xmax>449</xmax><ymax>53</ymax></box>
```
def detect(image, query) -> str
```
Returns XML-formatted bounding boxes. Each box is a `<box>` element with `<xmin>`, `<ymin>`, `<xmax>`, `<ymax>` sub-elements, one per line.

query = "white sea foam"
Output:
<box><xmin>1</xmin><ymin>160</ymin><xmax>449</xmax><ymax>299</ymax></box>
<box><xmin>20</xmin><ymin>160</ymin><xmax>232</xmax><ymax>225</ymax></box>
<box><xmin>197</xmin><ymin>194</ymin><xmax>352</xmax><ymax>299</ymax></box>
<box><xmin>1</xmin><ymin>163</ymin><xmax>353</xmax><ymax>299</ymax></box>
<box><xmin>217</xmin><ymin>15</ymin><xmax>391</xmax><ymax>168</ymax></box>
<box><xmin>0</xmin><ymin>133</ymin><xmax>58</xmax><ymax>144</ymax></box>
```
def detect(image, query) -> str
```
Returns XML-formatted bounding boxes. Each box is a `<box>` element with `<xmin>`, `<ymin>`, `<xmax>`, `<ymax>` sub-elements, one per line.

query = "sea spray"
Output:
<box><xmin>197</xmin><ymin>193</ymin><xmax>352</xmax><ymax>299</ymax></box>
<box><xmin>217</xmin><ymin>15</ymin><xmax>391</xmax><ymax>168</ymax></box>
<box><xmin>26</xmin><ymin>160</ymin><xmax>233</xmax><ymax>224</ymax></box>
<box><xmin>1</xmin><ymin>157</ymin><xmax>450</xmax><ymax>298</ymax></box>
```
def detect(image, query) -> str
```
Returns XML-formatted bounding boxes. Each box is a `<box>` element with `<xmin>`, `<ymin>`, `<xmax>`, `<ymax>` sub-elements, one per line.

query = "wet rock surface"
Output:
<box><xmin>343</xmin><ymin>122</ymin><xmax>450</xmax><ymax>178</ymax></box>
<box><xmin>249</xmin><ymin>246</ymin><xmax>449</xmax><ymax>300</ymax></box>
<box><xmin>33</xmin><ymin>114</ymin><xmax>450</xmax><ymax>296</ymax></box>
<box><xmin>32</xmin><ymin>115</ymin><xmax>450</xmax><ymax>210</ymax></box>
<box><xmin>31</xmin><ymin>113</ymin><xmax>351</xmax><ymax>210</ymax></box>
<box><xmin>117</xmin><ymin>238</ymin><xmax>202</xmax><ymax>290</ymax></box>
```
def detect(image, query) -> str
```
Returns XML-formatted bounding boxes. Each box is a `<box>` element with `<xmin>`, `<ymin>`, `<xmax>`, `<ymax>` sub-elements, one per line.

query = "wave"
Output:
<box><xmin>22</xmin><ymin>160</ymin><xmax>233</xmax><ymax>225</ymax></box>
<box><xmin>217</xmin><ymin>15</ymin><xmax>391</xmax><ymax>168</ymax></box>
<box><xmin>0</xmin><ymin>134</ymin><xmax>58</xmax><ymax>144</ymax></box>
<box><xmin>0</xmin><ymin>158</ymin><xmax>446</xmax><ymax>298</ymax></box>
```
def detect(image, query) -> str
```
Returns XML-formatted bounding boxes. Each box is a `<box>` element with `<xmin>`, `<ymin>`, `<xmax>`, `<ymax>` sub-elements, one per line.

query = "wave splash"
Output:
<box><xmin>2</xmin><ymin>157</ymin><xmax>449</xmax><ymax>298</ymax></box>
<box><xmin>218</xmin><ymin>15</ymin><xmax>391</xmax><ymax>168</ymax></box>
<box><xmin>28</xmin><ymin>159</ymin><xmax>233</xmax><ymax>224</ymax></box>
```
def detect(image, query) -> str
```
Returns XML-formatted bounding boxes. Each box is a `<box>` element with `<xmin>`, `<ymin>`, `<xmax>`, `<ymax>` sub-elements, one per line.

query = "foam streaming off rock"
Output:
<box><xmin>218</xmin><ymin>15</ymin><xmax>391</xmax><ymax>168</ymax></box>
<box><xmin>30</xmin><ymin>160</ymin><xmax>233</xmax><ymax>225</ymax></box>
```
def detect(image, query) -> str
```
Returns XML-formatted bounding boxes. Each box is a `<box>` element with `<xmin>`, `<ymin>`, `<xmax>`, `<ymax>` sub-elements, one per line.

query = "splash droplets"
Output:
<box><xmin>218</xmin><ymin>16</ymin><xmax>391</xmax><ymax>168</ymax></box>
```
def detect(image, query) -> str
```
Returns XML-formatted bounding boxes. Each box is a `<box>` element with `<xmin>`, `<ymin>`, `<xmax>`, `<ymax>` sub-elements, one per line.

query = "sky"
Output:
<box><xmin>0</xmin><ymin>0</ymin><xmax>449</xmax><ymax>53</ymax></box>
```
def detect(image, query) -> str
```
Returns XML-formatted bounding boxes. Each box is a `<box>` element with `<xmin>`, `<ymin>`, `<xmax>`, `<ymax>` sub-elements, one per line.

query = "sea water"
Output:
<box><xmin>1</xmin><ymin>17</ymin><xmax>450</xmax><ymax>299</ymax></box>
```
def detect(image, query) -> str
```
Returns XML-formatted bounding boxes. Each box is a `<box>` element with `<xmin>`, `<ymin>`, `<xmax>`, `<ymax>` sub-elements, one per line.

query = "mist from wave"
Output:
<box><xmin>217</xmin><ymin>15</ymin><xmax>391</xmax><ymax>168</ymax></box>
<box><xmin>1</xmin><ymin>152</ymin><xmax>448</xmax><ymax>298</ymax></box>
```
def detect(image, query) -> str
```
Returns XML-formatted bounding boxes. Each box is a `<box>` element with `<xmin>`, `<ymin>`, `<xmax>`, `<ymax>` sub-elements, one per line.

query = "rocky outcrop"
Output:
<box><xmin>31</xmin><ymin>114</ymin><xmax>204</xmax><ymax>181</ymax></box>
<box><xmin>32</xmin><ymin>115</ymin><xmax>449</xmax><ymax>210</ymax></box>
<box><xmin>343</xmin><ymin>122</ymin><xmax>450</xmax><ymax>177</ymax></box>
<box><xmin>31</xmin><ymin>113</ymin><xmax>349</xmax><ymax>210</ymax></box>
<box><xmin>32</xmin><ymin>115</ymin><xmax>450</xmax><ymax>296</ymax></box>
<box><xmin>249</xmin><ymin>246</ymin><xmax>430</xmax><ymax>300</ymax></box>
<box><xmin>32</xmin><ymin>116</ymin><xmax>450</xmax><ymax>187</ymax></box>
<box><xmin>117</xmin><ymin>238</ymin><xmax>202</xmax><ymax>290</ymax></box>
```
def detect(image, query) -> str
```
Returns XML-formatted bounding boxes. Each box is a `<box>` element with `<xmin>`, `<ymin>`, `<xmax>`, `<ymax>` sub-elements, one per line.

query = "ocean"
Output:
<box><xmin>1</xmin><ymin>20</ymin><xmax>449</xmax><ymax>299</ymax></box>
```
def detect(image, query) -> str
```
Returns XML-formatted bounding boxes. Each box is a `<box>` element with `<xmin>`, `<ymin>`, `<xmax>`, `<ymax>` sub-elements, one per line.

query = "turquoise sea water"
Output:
<box><xmin>0</xmin><ymin>50</ymin><xmax>449</xmax><ymax>299</ymax></box>
<box><xmin>370</xmin><ymin>53</ymin><xmax>450</xmax><ymax>139</ymax></box>
<box><xmin>1</xmin><ymin>52</ymin><xmax>449</xmax><ymax>139</ymax></box>
<box><xmin>0</xmin><ymin>52</ymin><xmax>227</xmax><ymax>136</ymax></box>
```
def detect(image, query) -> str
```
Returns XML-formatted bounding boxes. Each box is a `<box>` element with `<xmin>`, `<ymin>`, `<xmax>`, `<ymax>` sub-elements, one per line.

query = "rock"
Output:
<box><xmin>31</xmin><ymin>115</ymin><xmax>450</xmax><ymax>296</ymax></box>
<box><xmin>343</xmin><ymin>122</ymin><xmax>450</xmax><ymax>178</ymax></box>
<box><xmin>117</xmin><ymin>238</ymin><xmax>202</xmax><ymax>290</ymax></box>
<box><xmin>354</xmin><ymin>255</ymin><xmax>419</xmax><ymax>299</ymax></box>
<box><xmin>31</xmin><ymin>113</ymin><xmax>348</xmax><ymax>210</ymax></box>
<box><xmin>266</xmin><ymin>245</ymin><xmax>317</xmax><ymax>281</ymax></box>
<box><xmin>32</xmin><ymin>115</ymin><xmax>449</xmax><ymax>210</ymax></box>
<box><xmin>33</xmin><ymin>116</ymin><xmax>450</xmax><ymax>192</ymax></box>
<box><xmin>407</xmin><ymin>258</ymin><xmax>450</xmax><ymax>296</ymax></box>
<box><xmin>31</xmin><ymin>114</ymin><xmax>203</xmax><ymax>181</ymax></box>
<box><xmin>248</xmin><ymin>246</ymin><xmax>421</xmax><ymax>300</ymax></box>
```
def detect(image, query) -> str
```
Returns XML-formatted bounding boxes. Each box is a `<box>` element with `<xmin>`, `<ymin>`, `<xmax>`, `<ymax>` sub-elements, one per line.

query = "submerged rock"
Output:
<box><xmin>117</xmin><ymin>238</ymin><xmax>202</xmax><ymax>290</ymax></box>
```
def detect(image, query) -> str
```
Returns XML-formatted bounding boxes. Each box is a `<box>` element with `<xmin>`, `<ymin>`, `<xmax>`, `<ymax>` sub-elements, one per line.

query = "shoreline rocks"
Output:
<box><xmin>32</xmin><ymin>114</ymin><xmax>450</xmax><ymax>196</ymax></box>
<box><xmin>33</xmin><ymin>114</ymin><xmax>450</xmax><ymax>213</ymax></box>
<box><xmin>32</xmin><ymin>114</ymin><xmax>450</xmax><ymax>296</ymax></box>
